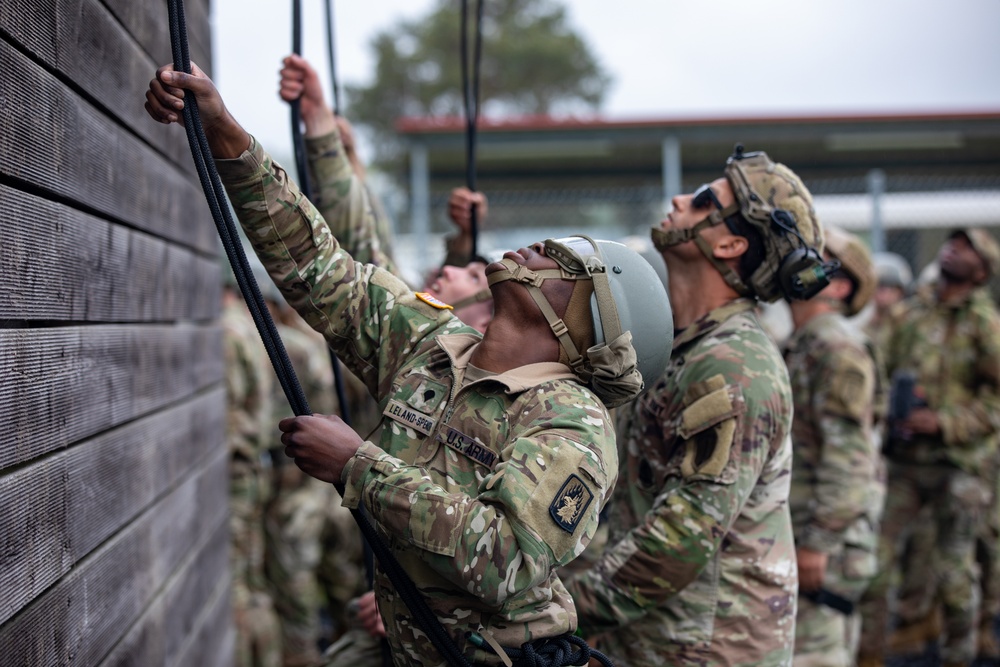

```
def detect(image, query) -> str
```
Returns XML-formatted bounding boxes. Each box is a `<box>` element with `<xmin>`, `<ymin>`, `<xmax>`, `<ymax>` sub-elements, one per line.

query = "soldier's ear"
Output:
<box><xmin>712</xmin><ymin>233</ymin><xmax>749</xmax><ymax>261</ymax></box>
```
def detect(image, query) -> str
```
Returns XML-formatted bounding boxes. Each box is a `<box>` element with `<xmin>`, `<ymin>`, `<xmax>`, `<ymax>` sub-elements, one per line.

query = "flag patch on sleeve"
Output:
<box><xmin>415</xmin><ymin>292</ymin><xmax>454</xmax><ymax>310</ymax></box>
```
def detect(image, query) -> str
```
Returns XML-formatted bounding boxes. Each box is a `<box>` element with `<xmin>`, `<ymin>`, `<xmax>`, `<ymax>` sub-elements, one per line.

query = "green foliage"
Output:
<box><xmin>345</xmin><ymin>0</ymin><xmax>611</xmax><ymax>163</ymax></box>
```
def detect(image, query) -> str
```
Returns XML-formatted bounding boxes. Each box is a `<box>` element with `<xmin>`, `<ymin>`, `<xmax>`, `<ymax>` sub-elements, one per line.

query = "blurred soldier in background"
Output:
<box><xmin>863</xmin><ymin>252</ymin><xmax>913</xmax><ymax>354</ymax></box>
<box><xmin>566</xmin><ymin>147</ymin><xmax>833</xmax><ymax>666</ymax></box>
<box><xmin>784</xmin><ymin>227</ymin><xmax>886</xmax><ymax>667</ymax></box>
<box><xmin>857</xmin><ymin>228</ymin><xmax>1000</xmax><ymax>667</ymax></box>
<box><xmin>223</xmin><ymin>269</ymin><xmax>282</xmax><ymax>667</ymax></box>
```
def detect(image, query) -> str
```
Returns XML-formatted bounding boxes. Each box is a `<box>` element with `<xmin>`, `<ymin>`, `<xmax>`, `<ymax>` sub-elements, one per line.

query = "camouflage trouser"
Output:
<box><xmin>858</xmin><ymin>462</ymin><xmax>991</xmax><ymax>664</ymax></box>
<box><xmin>794</xmin><ymin>523</ymin><xmax>878</xmax><ymax>667</ymax></box>
<box><xmin>320</xmin><ymin>597</ymin><xmax>385</xmax><ymax>667</ymax></box>
<box><xmin>265</xmin><ymin>456</ymin><xmax>337</xmax><ymax>667</ymax></box>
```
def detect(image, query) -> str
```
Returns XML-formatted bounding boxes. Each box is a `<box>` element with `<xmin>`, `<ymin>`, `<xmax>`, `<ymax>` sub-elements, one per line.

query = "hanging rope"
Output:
<box><xmin>325</xmin><ymin>0</ymin><xmax>341</xmax><ymax>115</ymax></box>
<box><xmin>460</xmin><ymin>0</ymin><xmax>484</xmax><ymax>262</ymax></box>
<box><xmin>166</xmin><ymin>3</ymin><xmax>611</xmax><ymax>665</ymax></box>
<box><xmin>289</xmin><ymin>0</ymin><xmax>353</xmax><ymax>429</ymax></box>
<box><xmin>165</xmin><ymin>2</ymin><xmax>471</xmax><ymax>666</ymax></box>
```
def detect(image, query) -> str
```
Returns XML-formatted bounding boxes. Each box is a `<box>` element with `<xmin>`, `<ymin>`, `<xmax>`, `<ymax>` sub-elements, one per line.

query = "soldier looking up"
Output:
<box><xmin>145</xmin><ymin>62</ymin><xmax>672</xmax><ymax>667</ymax></box>
<box><xmin>566</xmin><ymin>147</ymin><xmax>830</xmax><ymax>666</ymax></box>
<box><xmin>857</xmin><ymin>228</ymin><xmax>1000</xmax><ymax>667</ymax></box>
<box><xmin>783</xmin><ymin>227</ymin><xmax>885</xmax><ymax>667</ymax></box>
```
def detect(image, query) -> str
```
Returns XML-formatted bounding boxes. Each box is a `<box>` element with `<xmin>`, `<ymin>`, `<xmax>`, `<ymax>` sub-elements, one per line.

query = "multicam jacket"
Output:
<box><xmin>883</xmin><ymin>285</ymin><xmax>1000</xmax><ymax>474</ymax></box>
<box><xmin>305</xmin><ymin>130</ymin><xmax>399</xmax><ymax>274</ymax></box>
<box><xmin>784</xmin><ymin>312</ymin><xmax>884</xmax><ymax>586</ymax></box>
<box><xmin>223</xmin><ymin>298</ymin><xmax>275</xmax><ymax>599</ymax></box>
<box><xmin>566</xmin><ymin>299</ymin><xmax>796</xmax><ymax>667</ymax></box>
<box><xmin>216</xmin><ymin>137</ymin><xmax>617</xmax><ymax>666</ymax></box>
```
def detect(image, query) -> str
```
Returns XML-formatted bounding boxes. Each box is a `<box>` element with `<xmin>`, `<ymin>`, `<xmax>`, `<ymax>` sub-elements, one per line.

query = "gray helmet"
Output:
<box><xmin>488</xmin><ymin>236</ymin><xmax>672</xmax><ymax>407</ymax></box>
<box><xmin>872</xmin><ymin>252</ymin><xmax>913</xmax><ymax>290</ymax></box>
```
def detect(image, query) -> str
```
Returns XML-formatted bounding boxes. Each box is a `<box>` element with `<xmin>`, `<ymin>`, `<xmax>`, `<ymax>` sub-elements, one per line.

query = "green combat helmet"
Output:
<box><xmin>652</xmin><ymin>145</ymin><xmax>836</xmax><ymax>303</ymax></box>
<box><xmin>487</xmin><ymin>236</ymin><xmax>672</xmax><ymax>408</ymax></box>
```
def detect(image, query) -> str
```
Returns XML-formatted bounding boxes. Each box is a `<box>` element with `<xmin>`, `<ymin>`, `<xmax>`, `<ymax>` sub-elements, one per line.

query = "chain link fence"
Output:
<box><xmin>384</xmin><ymin>173</ymin><xmax>1000</xmax><ymax>295</ymax></box>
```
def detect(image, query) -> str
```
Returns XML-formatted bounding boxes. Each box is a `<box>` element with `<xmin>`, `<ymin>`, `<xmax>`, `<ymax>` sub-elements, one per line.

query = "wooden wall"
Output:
<box><xmin>0</xmin><ymin>1</ymin><xmax>231</xmax><ymax>664</ymax></box>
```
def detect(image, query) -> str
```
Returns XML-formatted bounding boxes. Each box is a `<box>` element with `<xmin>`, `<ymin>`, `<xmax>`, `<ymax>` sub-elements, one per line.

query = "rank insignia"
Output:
<box><xmin>549</xmin><ymin>474</ymin><xmax>594</xmax><ymax>534</ymax></box>
<box><xmin>415</xmin><ymin>292</ymin><xmax>454</xmax><ymax>310</ymax></box>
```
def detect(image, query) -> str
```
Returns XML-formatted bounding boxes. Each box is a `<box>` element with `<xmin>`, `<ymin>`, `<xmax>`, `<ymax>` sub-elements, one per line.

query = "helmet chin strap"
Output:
<box><xmin>449</xmin><ymin>289</ymin><xmax>492</xmax><ymax>311</ymax></box>
<box><xmin>650</xmin><ymin>203</ymin><xmax>753</xmax><ymax>297</ymax></box>
<box><xmin>487</xmin><ymin>258</ymin><xmax>592</xmax><ymax>373</ymax></box>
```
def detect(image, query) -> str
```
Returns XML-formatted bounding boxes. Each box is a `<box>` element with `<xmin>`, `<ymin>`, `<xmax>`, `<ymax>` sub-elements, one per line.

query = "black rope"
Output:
<box><xmin>167</xmin><ymin>0</ymin><xmax>310</xmax><ymax>418</ymax></box>
<box><xmin>325</xmin><ymin>0</ymin><xmax>341</xmax><ymax>115</ymax></box>
<box><xmin>166</xmin><ymin>5</ymin><xmax>606</xmax><ymax>666</ymax></box>
<box><xmin>460</xmin><ymin>0</ymin><xmax>484</xmax><ymax>262</ymax></box>
<box><xmin>471</xmin><ymin>632</ymin><xmax>615</xmax><ymax>667</ymax></box>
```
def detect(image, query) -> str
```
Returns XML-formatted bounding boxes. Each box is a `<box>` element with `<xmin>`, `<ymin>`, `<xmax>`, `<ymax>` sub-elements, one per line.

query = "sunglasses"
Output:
<box><xmin>691</xmin><ymin>183</ymin><xmax>724</xmax><ymax>212</ymax></box>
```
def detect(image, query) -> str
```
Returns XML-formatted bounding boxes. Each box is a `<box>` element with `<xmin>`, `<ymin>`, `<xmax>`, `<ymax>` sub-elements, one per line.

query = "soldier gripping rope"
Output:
<box><xmin>145</xmin><ymin>61</ymin><xmax>672</xmax><ymax>667</ymax></box>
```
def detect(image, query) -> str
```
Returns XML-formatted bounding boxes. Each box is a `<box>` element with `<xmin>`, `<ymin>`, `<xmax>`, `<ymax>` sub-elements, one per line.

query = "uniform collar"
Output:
<box><xmin>672</xmin><ymin>298</ymin><xmax>757</xmax><ymax>352</ymax></box>
<box><xmin>435</xmin><ymin>333</ymin><xmax>579</xmax><ymax>393</ymax></box>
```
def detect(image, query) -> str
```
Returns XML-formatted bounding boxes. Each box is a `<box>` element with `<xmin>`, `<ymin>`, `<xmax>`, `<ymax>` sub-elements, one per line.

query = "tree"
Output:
<box><xmin>345</xmin><ymin>0</ymin><xmax>612</xmax><ymax>163</ymax></box>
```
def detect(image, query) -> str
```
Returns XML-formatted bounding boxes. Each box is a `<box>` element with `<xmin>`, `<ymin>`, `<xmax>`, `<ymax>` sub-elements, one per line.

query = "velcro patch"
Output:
<box><xmin>383</xmin><ymin>399</ymin><xmax>437</xmax><ymax>436</ymax></box>
<box><xmin>415</xmin><ymin>292</ymin><xmax>454</xmax><ymax>310</ymax></box>
<box><xmin>438</xmin><ymin>426</ymin><xmax>498</xmax><ymax>470</ymax></box>
<box><xmin>549</xmin><ymin>474</ymin><xmax>594</xmax><ymax>534</ymax></box>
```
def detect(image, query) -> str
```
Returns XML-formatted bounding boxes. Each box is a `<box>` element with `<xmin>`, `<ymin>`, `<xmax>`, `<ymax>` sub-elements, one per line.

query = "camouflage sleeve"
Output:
<box><xmin>938</xmin><ymin>306</ymin><xmax>1000</xmax><ymax>448</ymax></box>
<box><xmin>340</xmin><ymin>387</ymin><xmax>617</xmax><ymax>606</ymax></box>
<box><xmin>799</xmin><ymin>346</ymin><xmax>877</xmax><ymax>552</ymax></box>
<box><xmin>304</xmin><ymin>130</ymin><xmax>400</xmax><ymax>275</ymax></box>
<box><xmin>215</xmin><ymin>136</ymin><xmax>452</xmax><ymax>399</ymax></box>
<box><xmin>567</xmin><ymin>365</ymin><xmax>785</xmax><ymax>634</ymax></box>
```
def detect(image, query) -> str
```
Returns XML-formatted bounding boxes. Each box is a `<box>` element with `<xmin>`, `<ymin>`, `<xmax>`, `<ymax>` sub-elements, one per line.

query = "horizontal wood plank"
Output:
<box><xmin>1</xmin><ymin>0</ymin><xmax>202</xmax><ymax>169</ymax></box>
<box><xmin>0</xmin><ymin>325</ymin><xmax>224</xmax><ymax>471</ymax></box>
<box><xmin>0</xmin><ymin>184</ymin><xmax>221</xmax><ymax>323</ymax></box>
<box><xmin>97</xmin><ymin>520</ymin><xmax>231</xmax><ymax>667</ymax></box>
<box><xmin>99</xmin><ymin>0</ymin><xmax>213</xmax><ymax>76</ymax></box>
<box><xmin>0</xmin><ymin>448</ymin><xmax>229</xmax><ymax>666</ymax></box>
<box><xmin>0</xmin><ymin>38</ymin><xmax>218</xmax><ymax>254</ymax></box>
<box><xmin>0</xmin><ymin>388</ymin><xmax>226</xmax><ymax>625</ymax></box>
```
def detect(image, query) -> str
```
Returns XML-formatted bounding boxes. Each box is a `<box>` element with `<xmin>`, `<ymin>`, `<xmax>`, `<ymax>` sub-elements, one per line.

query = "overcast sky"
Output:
<box><xmin>212</xmin><ymin>0</ymin><xmax>1000</xmax><ymax>159</ymax></box>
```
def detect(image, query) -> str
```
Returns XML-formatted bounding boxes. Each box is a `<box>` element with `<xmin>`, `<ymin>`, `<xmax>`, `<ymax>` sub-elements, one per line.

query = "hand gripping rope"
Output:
<box><xmin>166</xmin><ymin>2</ymin><xmax>475</xmax><ymax>665</ymax></box>
<box><xmin>460</xmin><ymin>0</ymin><xmax>483</xmax><ymax>262</ymax></box>
<box><xmin>167</xmin><ymin>2</ymin><xmax>612</xmax><ymax>665</ymax></box>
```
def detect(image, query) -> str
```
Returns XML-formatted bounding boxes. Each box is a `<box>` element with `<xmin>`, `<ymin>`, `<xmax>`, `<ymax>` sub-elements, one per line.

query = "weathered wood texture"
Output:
<box><xmin>0</xmin><ymin>184</ymin><xmax>220</xmax><ymax>323</ymax></box>
<box><xmin>1</xmin><ymin>0</ymin><xmax>232</xmax><ymax>663</ymax></box>
<box><xmin>0</xmin><ymin>325</ymin><xmax>223</xmax><ymax>471</ymax></box>
<box><xmin>0</xmin><ymin>37</ymin><xmax>217</xmax><ymax>254</ymax></box>
<box><xmin>0</xmin><ymin>448</ymin><xmax>229</xmax><ymax>666</ymax></box>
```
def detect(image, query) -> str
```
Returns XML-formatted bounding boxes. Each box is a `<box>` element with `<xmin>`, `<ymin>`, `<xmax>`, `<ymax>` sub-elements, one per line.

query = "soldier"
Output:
<box><xmin>279</xmin><ymin>54</ymin><xmax>493</xmax><ymax>333</ymax></box>
<box><xmin>566</xmin><ymin>147</ymin><xmax>833</xmax><ymax>666</ymax></box>
<box><xmin>146</xmin><ymin>63</ymin><xmax>673</xmax><ymax>666</ymax></box>
<box><xmin>783</xmin><ymin>227</ymin><xmax>885</xmax><ymax>667</ymax></box>
<box><xmin>223</xmin><ymin>273</ymin><xmax>282</xmax><ymax>667</ymax></box>
<box><xmin>857</xmin><ymin>228</ymin><xmax>1000</xmax><ymax>667</ymax></box>
<box><xmin>279</xmin><ymin>54</ymin><xmax>492</xmax><ymax>662</ymax></box>
<box><xmin>862</xmin><ymin>252</ymin><xmax>912</xmax><ymax>354</ymax></box>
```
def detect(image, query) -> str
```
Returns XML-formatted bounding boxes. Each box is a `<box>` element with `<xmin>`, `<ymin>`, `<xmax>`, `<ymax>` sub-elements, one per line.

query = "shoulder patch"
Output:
<box><xmin>414</xmin><ymin>292</ymin><xmax>454</xmax><ymax>310</ymax></box>
<box><xmin>549</xmin><ymin>474</ymin><xmax>594</xmax><ymax>534</ymax></box>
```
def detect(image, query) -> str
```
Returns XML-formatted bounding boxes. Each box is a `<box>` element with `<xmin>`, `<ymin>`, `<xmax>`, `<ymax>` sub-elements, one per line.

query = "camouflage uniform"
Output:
<box><xmin>784</xmin><ymin>312</ymin><xmax>886</xmax><ymax>667</ymax></box>
<box><xmin>265</xmin><ymin>318</ymin><xmax>339</xmax><ymax>667</ymax></box>
<box><xmin>858</xmin><ymin>284</ymin><xmax>1000</xmax><ymax>665</ymax></box>
<box><xmin>217</xmin><ymin>137</ymin><xmax>619</xmax><ymax>666</ymax></box>
<box><xmin>224</xmin><ymin>297</ymin><xmax>283</xmax><ymax>667</ymax></box>
<box><xmin>566</xmin><ymin>298</ymin><xmax>797</xmax><ymax>667</ymax></box>
<box><xmin>307</xmin><ymin>127</ymin><xmax>396</xmax><ymax>665</ymax></box>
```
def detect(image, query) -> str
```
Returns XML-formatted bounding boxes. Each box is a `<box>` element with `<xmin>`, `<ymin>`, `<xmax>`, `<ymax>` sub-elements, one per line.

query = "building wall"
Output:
<box><xmin>0</xmin><ymin>1</ymin><xmax>231</xmax><ymax>664</ymax></box>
